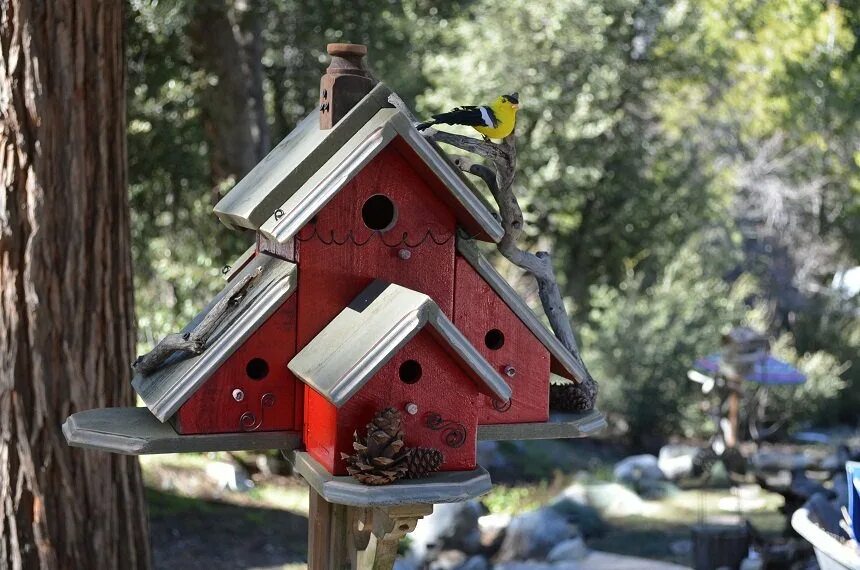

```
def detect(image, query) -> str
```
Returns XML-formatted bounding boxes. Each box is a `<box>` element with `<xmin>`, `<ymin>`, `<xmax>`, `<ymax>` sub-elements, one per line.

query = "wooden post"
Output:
<box><xmin>307</xmin><ymin>489</ymin><xmax>432</xmax><ymax>570</ymax></box>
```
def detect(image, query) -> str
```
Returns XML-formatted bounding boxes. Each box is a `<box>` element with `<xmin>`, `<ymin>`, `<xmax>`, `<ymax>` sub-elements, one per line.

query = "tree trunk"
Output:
<box><xmin>187</xmin><ymin>0</ymin><xmax>270</xmax><ymax>193</ymax></box>
<box><xmin>0</xmin><ymin>2</ymin><xmax>151</xmax><ymax>569</ymax></box>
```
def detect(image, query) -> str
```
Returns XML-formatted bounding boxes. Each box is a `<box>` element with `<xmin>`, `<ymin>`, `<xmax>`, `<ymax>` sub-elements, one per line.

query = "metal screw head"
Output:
<box><xmin>232</xmin><ymin>389</ymin><xmax>245</xmax><ymax>402</ymax></box>
<box><xmin>406</xmin><ymin>403</ymin><xmax>419</xmax><ymax>415</ymax></box>
<box><xmin>504</xmin><ymin>365</ymin><xmax>516</xmax><ymax>377</ymax></box>
<box><xmin>398</xmin><ymin>248</ymin><xmax>412</xmax><ymax>260</ymax></box>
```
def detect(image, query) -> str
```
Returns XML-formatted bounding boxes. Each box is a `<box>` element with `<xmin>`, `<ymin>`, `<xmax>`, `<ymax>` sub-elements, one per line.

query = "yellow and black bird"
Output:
<box><xmin>416</xmin><ymin>93</ymin><xmax>519</xmax><ymax>140</ymax></box>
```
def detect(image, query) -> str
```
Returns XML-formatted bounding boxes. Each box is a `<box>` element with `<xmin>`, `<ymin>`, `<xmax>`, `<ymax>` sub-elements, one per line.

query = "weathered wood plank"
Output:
<box><xmin>476</xmin><ymin>410</ymin><xmax>607</xmax><ymax>441</ymax></box>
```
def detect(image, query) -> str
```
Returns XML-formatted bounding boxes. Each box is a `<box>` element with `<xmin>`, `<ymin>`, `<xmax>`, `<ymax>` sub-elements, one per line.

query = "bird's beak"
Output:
<box><xmin>512</xmin><ymin>104</ymin><xmax>519</xmax><ymax>110</ymax></box>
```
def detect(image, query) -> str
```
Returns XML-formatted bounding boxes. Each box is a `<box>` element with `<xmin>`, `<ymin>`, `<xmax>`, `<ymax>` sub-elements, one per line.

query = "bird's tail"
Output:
<box><xmin>416</xmin><ymin>120</ymin><xmax>435</xmax><ymax>131</ymax></box>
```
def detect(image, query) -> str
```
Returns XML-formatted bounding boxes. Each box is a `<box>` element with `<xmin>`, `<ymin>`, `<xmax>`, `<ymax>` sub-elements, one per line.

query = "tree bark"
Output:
<box><xmin>187</xmin><ymin>0</ymin><xmax>270</xmax><ymax>192</ymax></box>
<box><xmin>0</xmin><ymin>2</ymin><xmax>151</xmax><ymax>569</ymax></box>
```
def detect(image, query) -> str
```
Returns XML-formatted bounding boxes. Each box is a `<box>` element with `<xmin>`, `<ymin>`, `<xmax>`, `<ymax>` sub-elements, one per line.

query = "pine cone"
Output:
<box><xmin>405</xmin><ymin>447</ymin><xmax>444</xmax><ymax>479</ymax></box>
<box><xmin>341</xmin><ymin>407</ymin><xmax>411</xmax><ymax>486</ymax></box>
<box><xmin>549</xmin><ymin>381</ymin><xmax>597</xmax><ymax>412</ymax></box>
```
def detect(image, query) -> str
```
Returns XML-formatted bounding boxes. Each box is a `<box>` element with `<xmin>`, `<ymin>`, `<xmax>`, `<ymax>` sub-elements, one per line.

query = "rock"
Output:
<box><xmin>204</xmin><ymin>460</ymin><xmax>253</xmax><ymax>491</ymax></box>
<box><xmin>394</xmin><ymin>556</ymin><xmax>420</xmax><ymax>570</ymax></box>
<box><xmin>581</xmin><ymin>482</ymin><xmax>649</xmax><ymax>517</ymax></box>
<box><xmin>658</xmin><ymin>444</ymin><xmax>699</xmax><ymax>480</ymax></box>
<box><xmin>458</xmin><ymin>555</ymin><xmax>491</xmax><ymax>570</ymax></box>
<box><xmin>547</xmin><ymin>537</ymin><xmax>588</xmax><ymax>562</ymax></box>
<box><xmin>477</xmin><ymin>512</ymin><xmax>509</xmax><ymax>554</ymax></box>
<box><xmin>547</xmin><ymin>492</ymin><xmax>606</xmax><ymax>537</ymax></box>
<box><xmin>494</xmin><ymin>562</ymin><xmax>586</xmax><ymax>570</ymax></box>
<box><xmin>409</xmin><ymin>501</ymin><xmax>485</xmax><ymax>561</ymax></box>
<box><xmin>614</xmin><ymin>455</ymin><xmax>665</xmax><ymax>486</ymax></box>
<box><xmin>429</xmin><ymin>550</ymin><xmax>466</xmax><ymax>570</ymax></box>
<box><xmin>496</xmin><ymin>507</ymin><xmax>577</xmax><ymax>561</ymax></box>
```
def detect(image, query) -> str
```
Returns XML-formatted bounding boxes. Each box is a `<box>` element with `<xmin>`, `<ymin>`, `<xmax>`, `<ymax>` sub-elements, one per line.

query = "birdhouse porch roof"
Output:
<box><xmin>132</xmin><ymin>254</ymin><xmax>299</xmax><ymax>422</ymax></box>
<box><xmin>288</xmin><ymin>280</ymin><xmax>512</xmax><ymax>407</ymax></box>
<box><xmin>213</xmin><ymin>84</ymin><xmax>504</xmax><ymax>245</ymax></box>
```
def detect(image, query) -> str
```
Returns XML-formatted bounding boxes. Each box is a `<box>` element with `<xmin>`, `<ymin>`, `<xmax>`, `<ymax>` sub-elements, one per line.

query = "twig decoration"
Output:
<box><xmin>132</xmin><ymin>267</ymin><xmax>263</xmax><ymax>376</ymax></box>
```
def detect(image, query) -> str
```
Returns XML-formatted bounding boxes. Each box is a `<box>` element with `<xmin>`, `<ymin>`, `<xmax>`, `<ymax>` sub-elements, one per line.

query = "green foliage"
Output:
<box><xmin>766</xmin><ymin>333</ymin><xmax>848</xmax><ymax>424</ymax></box>
<box><xmin>419</xmin><ymin>1</ymin><xmax>717</xmax><ymax>306</ymax></box>
<box><xmin>582</xmin><ymin>231</ymin><xmax>751</xmax><ymax>441</ymax></box>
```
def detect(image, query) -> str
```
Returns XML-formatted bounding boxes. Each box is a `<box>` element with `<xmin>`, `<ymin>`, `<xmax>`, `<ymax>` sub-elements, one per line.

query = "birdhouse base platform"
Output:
<box><xmin>289</xmin><ymin>451</ymin><xmax>492</xmax><ymax>507</ymax></box>
<box><xmin>477</xmin><ymin>409</ymin><xmax>607</xmax><ymax>441</ymax></box>
<box><xmin>63</xmin><ymin>407</ymin><xmax>301</xmax><ymax>455</ymax></box>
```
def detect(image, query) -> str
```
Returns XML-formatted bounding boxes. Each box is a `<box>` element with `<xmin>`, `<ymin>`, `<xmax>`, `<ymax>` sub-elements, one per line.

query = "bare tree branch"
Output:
<box><xmin>133</xmin><ymin>267</ymin><xmax>263</xmax><ymax>376</ymax></box>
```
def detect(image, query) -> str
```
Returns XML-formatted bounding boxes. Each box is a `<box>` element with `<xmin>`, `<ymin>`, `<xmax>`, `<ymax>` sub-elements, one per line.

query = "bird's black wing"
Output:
<box><xmin>430</xmin><ymin>105</ymin><xmax>496</xmax><ymax>128</ymax></box>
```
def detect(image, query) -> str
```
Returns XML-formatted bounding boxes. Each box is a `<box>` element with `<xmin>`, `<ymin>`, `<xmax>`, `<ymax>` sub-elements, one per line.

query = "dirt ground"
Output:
<box><xmin>149</xmin><ymin>489</ymin><xmax>308</xmax><ymax>569</ymax></box>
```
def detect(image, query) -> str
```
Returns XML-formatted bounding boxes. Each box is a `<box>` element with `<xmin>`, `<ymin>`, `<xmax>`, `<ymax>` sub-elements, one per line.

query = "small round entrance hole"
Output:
<box><xmin>361</xmin><ymin>194</ymin><xmax>396</xmax><ymax>231</ymax></box>
<box><xmin>399</xmin><ymin>360</ymin><xmax>422</xmax><ymax>384</ymax></box>
<box><xmin>484</xmin><ymin>329</ymin><xmax>505</xmax><ymax>350</ymax></box>
<box><xmin>246</xmin><ymin>358</ymin><xmax>269</xmax><ymax>380</ymax></box>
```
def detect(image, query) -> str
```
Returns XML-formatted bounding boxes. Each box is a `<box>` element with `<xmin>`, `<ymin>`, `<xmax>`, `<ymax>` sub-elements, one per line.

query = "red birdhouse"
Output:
<box><xmin>64</xmin><ymin>44</ymin><xmax>603</xmax><ymax>486</ymax></box>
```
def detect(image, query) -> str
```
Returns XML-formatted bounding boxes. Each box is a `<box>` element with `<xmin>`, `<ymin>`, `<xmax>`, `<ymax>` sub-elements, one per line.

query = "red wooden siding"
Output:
<box><xmin>454</xmin><ymin>256</ymin><xmax>550</xmax><ymax>424</ymax></box>
<box><xmin>174</xmin><ymin>296</ymin><xmax>301</xmax><ymax>434</ymax></box>
<box><xmin>296</xmin><ymin>144</ymin><xmax>457</xmax><ymax>347</ymax></box>
<box><xmin>304</xmin><ymin>329</ymin><xmax>480</xmax><ymax>475</ymax></box>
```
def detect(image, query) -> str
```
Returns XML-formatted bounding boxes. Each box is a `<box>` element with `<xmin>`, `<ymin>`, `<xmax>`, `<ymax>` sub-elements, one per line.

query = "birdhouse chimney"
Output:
<box><xmin>319</xmin><ymin>43</ymin><xmax>373</xmax><ymax>130</ymax></box>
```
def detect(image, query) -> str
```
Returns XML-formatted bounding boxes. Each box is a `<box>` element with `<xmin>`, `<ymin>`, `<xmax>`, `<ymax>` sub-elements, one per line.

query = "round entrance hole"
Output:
<box><xmin>361</xmin><ymin>194</ymin><xmax>397</xmax><ymax>231</ymax></box>
<box><xmin>484</xmin><ymin>329</ymin><xmax>505</xmax><ymax>350</ymax></box>
<box><xmin>246</xmin><ymin>358</ymin><xmax>269</xmax><ymax>380</ymax></box>
<box><xmin>399</xmin><ymin>360</ymin><xmax>422</xmax><ymax>384</ymax></box>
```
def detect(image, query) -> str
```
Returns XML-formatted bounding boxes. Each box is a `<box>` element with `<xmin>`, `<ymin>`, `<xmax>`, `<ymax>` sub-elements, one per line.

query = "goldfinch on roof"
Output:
<box><xmin>417</xmin><ymin>93</ymin><xmax>520</xmax><ymax>140</ymax></box>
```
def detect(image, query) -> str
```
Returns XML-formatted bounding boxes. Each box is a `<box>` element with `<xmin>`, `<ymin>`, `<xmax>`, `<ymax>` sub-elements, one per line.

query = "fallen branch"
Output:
<box><xmin>390</xmin><ymin>93</ymin><xmax>597</xmax><ymax>407</ymax></box>
<box><xmin>133</xmin><ymin>267</ymin><xmax>263</xmax><ymax>376</ymax></box>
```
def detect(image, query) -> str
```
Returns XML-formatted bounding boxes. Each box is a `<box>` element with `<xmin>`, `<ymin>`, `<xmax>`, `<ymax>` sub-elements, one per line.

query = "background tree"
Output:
<box><xmin>0</xmin><ymin>2</ymin><xmax>151</xmax><ymax>568</ymax></box>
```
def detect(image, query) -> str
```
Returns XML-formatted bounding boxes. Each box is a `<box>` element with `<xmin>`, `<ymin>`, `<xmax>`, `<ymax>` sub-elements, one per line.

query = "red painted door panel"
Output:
<box><xmin>454</xmin><ymin>256</ymin><xmax>550</xmax><ymax>424</ymax></box>
<box><xmin>174</xmin><ymin>296</ymin><xmax>301</xmax><ymax>434</ymax></box>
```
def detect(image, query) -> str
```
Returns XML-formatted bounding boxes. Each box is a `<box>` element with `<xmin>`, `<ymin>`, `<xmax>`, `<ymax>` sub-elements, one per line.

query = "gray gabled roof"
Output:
<box><xmin>456</xmin><ymin>237</ymin><xmax>591</xmax><ymax>385</ymax></box>
<box><xmin>132</xmin><ymin>253</ymin><xmax>299</xmax><ymax>422</ymax></box>
<box><xmin>288</xmin><ymin>281</ymin><xmax>512</xmax><ymax>407</ymax></box>
<box><xmin>214</xmin><ymin>84</ymin><xmax>503</xmax><ymax>244</ymax></box>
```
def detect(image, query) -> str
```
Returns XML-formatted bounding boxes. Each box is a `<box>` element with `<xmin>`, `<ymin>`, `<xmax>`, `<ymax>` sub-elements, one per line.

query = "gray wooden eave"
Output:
<box><xmin>289</xmin><ymin>451</ymin><xmax>492</xmax><ymax>507</ymax></box>
<box><xmin>476</xmin><ymin>410</ymin><xmax>607</xmax><ymax>441</ymax></box>
<box><xmin>456</xmin><ymin>237</ymin><xmax>591</xmax><ymax>385</ymax></box>
<box><xmin>288</xmin><ymin>281</ymin><xmax>512</xmax><ymax>407</ymax></box>
<box><xmin>132</xmin><ymin>254</ymin><xmax>298</xmax><ymax>422</ymax></box>
<box><xmin>214</xmin><ymin>84</ymin><xmax>395</xmax><ymax>231</ymax></box>
<box><xmin>63</xmin><ymin>407</ymin><xmax>302</xmax><ymax>455</ymax></box>
<box><xmin>213</xmin><ymin>83</ymin><xmax>503</xmax><ymax>244</ymax></box>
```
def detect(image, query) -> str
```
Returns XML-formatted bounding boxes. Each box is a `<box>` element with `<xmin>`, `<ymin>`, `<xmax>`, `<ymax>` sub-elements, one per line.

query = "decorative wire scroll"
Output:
<box><xmin>239</xmin><ymin>393</ymin><xmax>275</xmax><ymax>432</ymax></box>
<box><xmin>424</xmin><ymin>412</ymin><xmax>467</xmax><ymax>448</ymax></box>
<box><xmin>295</xmin><ymin>225</ymin><xmax>454</xmax><ymax>248</ymax></box>
<box><xmin>492</xmin><ymin>398</ymin><xmax>512</xmax><ymax>412</ymax></box>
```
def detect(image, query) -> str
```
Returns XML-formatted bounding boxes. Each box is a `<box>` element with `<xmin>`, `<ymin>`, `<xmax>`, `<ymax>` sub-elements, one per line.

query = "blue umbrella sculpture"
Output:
<box><xmin>694</xmin><ymin>353</ymin><xmax>806</xmax><ymax>385</ymax></box>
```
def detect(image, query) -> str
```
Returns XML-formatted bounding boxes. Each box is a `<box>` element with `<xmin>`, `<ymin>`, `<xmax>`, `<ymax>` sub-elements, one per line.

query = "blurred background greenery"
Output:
<box><xmin>127</xmin><ymin>0</ymin><xmax>858</xmax><ymax>447</ymax></box>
